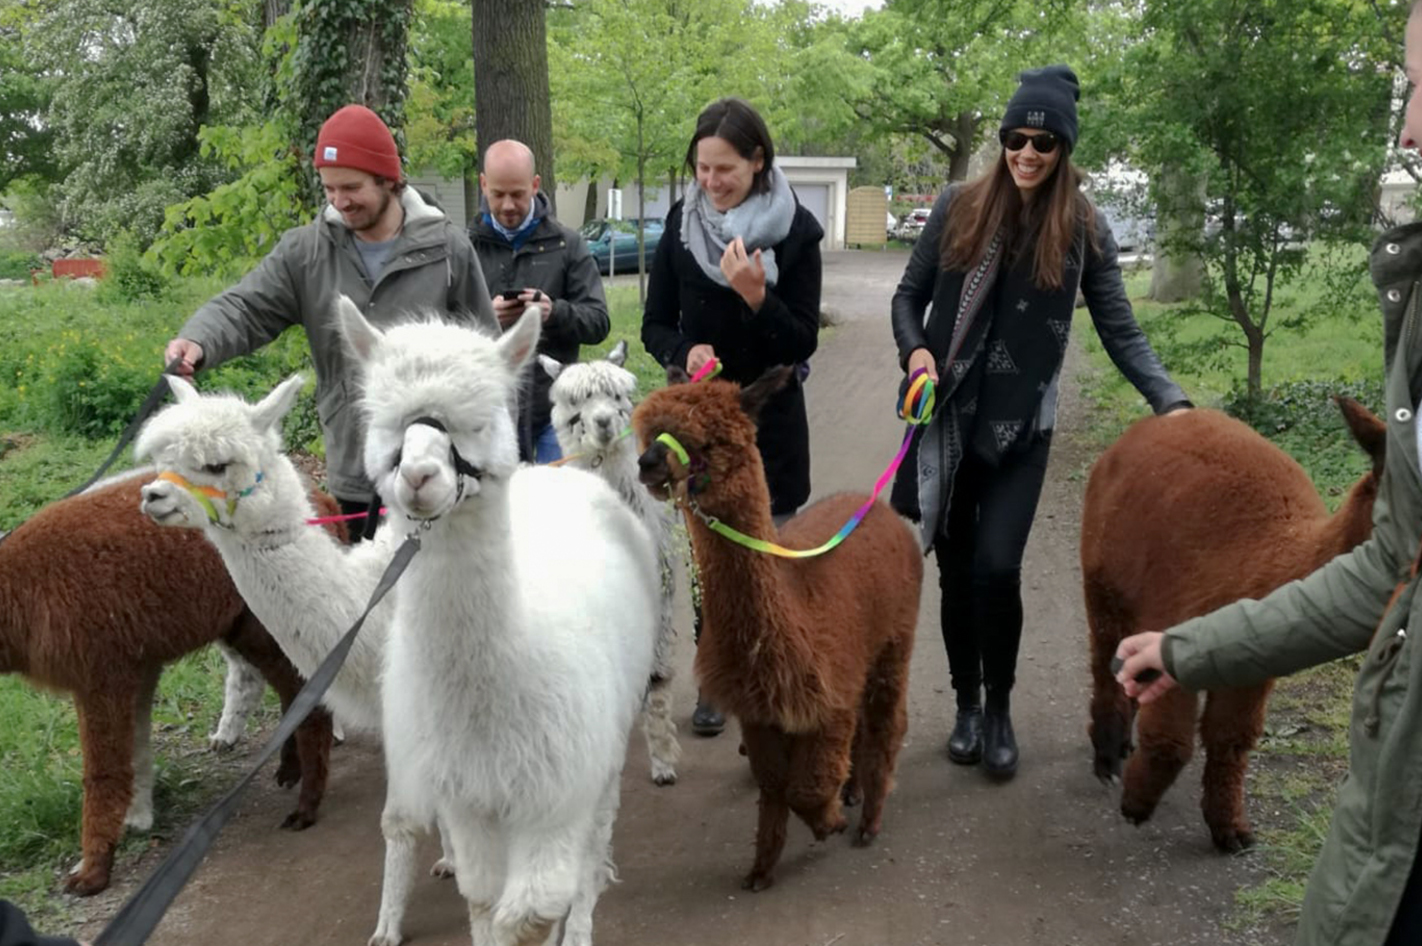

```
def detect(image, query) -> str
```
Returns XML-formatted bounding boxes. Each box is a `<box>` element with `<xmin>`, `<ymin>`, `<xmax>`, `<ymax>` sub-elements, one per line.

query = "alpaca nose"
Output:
<box><xmin>401</xmin><ymin>461</ymin><xmax>438</xmax><ymax>491</ymax></box>
<box><xmin>637</xmin><ymin>442</ymin><xmax>668</xmax><ymax>483</ymax></box>
<box><xmin>596</xmin><ymin>415</ymin><xmax>613</xmax><ymax>431</ymax></box>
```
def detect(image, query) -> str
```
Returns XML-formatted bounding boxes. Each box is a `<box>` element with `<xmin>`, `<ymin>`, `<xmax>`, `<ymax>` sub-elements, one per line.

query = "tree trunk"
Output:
<box><xmin>583</xmin><ymin>177</ymin><xmax>598</xmax><ymax>226</ymax></box>
<box><xmin>947</xmin><ymin>110</ymin><xmax>976</xmax><ymax>182</ymax></box>
<box><xmin>636</xmin><ymin>108</ymin><xmax>647</xmax><ymax>304</ymax></box>
<box><xmin>472</xmin><ymin>0</ymin><xmax>556</xmax><ymax>215</ymax></box>
<box><xmin>1148</xmin><ymin>164</ymin><xmax>1204</xmax><ymax>302</ymax></box>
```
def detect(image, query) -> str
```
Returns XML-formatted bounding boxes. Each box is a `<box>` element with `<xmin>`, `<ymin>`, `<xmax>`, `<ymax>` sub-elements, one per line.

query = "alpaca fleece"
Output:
<box><xmin>1081</xmin><ymin>400</ymin><xmax>1385</xmax><ymax>851</ymax></box>
<box><xmin>632</xmin><ymin>373</ymin><xmax>923</xmax><ymax>891</ymax></box>
<box><xmin>0</xmin><ymin>476</ymin><xmax>338</xmax><ymax>895</ymax></box>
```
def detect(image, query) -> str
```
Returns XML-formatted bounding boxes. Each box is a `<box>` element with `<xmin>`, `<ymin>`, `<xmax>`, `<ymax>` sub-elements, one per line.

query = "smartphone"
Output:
<box><xmin>501</xmin><ymin>290</ymin><xmax>522</xmax><ymax>301</ymax></box>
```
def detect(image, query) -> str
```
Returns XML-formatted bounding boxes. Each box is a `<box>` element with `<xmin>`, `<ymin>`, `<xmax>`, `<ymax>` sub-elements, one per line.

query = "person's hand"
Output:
<box><xmin>686</xmin><ymin>344</ymin><xmax>717</xmax><ymax>376</ymax></box>
<box><xmin>165</xmin><ymin>338</ymin><xmax>204</xmax><ymax>378</ymax></box>
<box><xmin>720</xmin><ymin>238</ymin><xmax>766</xmax><ymax>310</ymax></box>
<box><xmin>493</xmin><ymin>290</ymin><xmax>550</xmax><ymax>328</ymax></box>
<box><xmin>907</xmin><ymin>347</ymin><xmax>938</xmax><ymax>384</ymax></box>
<box><xmin>1114</xmin><ymin>631</ymin><xmax>1178</xmax><ymax>704</ymax></box>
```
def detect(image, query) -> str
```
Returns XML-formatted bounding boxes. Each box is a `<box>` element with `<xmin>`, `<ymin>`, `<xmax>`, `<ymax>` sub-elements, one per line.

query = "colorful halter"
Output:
<box><xmin>657</xmin><ymin>368</ymin><xmax>935</xmax><ymax>558</ymax></box>
<box><xmin>157</xmin><ymin>470</ymin><xmax>265</xmax><ymax>525</ymax></box>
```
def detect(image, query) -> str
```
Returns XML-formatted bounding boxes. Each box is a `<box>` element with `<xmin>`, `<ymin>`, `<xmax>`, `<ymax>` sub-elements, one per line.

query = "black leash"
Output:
<box><xmin>94</xmin><ymin>534</ymin><xmax>422</xmax><ymax>946</ymax></box>
<box><xmin>64</xmin><ymin>357</ymin><xmax>186</xmax><ymax>499</ymax></box>
<box><xmin>0</xmin><ymin>359</ymin><xmax>184</xmax><ymax>548</ymax></box>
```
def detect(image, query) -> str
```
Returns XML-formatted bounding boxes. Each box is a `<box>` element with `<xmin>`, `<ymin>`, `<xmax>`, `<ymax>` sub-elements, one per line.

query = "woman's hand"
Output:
<box><xmin>686</xmin><ymin>344</ymin><xmax>717</xmax><ymax>376</ymax></box>
<box><xmin>907</xmin><ymin>347</ymin><xmax>938</xmax><ymax>383</ymax></box>
<box><xmin>1114</xmin><ymin>631</ymin><xmax>1178</xmax><ymax>704</ymax></box>
<box><xmin>720</xmin><ymin>237</ymin><xmax>767</xmax><ymax>310</ymax></box>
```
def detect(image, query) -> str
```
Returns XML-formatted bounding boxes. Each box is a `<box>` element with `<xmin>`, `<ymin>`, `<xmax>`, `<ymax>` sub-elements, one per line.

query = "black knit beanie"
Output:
<box><xmin>999</xmin><ymin>65</ymin><xmax>1080</xmax><ymax>151</ymax></box>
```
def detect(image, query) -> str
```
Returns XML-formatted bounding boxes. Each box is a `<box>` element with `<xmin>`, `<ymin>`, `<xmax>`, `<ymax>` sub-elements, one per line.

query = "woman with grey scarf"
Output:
<box><xmin>642</xmin><ymin>97</ymin><xmax>824</xmax><ymax>737</ymax></box>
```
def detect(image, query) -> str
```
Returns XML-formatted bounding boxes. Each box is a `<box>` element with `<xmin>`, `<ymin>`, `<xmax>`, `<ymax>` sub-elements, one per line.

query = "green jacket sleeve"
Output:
<box><xmin>1163</xmin><ymin>491</ymin><xmax>1410</xmax><ymax>690</ymax></box>
<box><xmin>450</xmin><ymin>239</ymin><xmax>499</xmax><ymax>335</ymax></box>
<box><xmin>177</xmin><ymin>232</ymin><xmax>303</xmax><ymax>369</ymax></box>
<box><xmin>542</xmin><ymin>234</ymin><xmax>609</xmax><ymax>348</ymax></box>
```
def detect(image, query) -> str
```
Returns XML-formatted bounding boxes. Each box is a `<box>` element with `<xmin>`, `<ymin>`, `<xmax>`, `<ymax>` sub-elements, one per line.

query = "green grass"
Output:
<box><xmin>1074</xmin><ymin>259</ymin><xmax>1377</xmax><ymax>928</ymax></box>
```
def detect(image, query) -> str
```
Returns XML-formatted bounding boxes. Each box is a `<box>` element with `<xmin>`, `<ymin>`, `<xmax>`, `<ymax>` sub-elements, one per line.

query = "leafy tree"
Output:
<box><xmin>406</xmin><ymin>0</ymin><xmax>477</xmax><ymax>220</ymax></box>
<box><xmin>1091</xmin><ymin>0</ymin><xmax>1392</xmax><ymax>399</ymax></box>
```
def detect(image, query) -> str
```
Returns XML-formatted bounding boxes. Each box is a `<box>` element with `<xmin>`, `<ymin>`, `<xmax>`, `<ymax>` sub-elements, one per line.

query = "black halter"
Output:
<box><xmin>409</xmin><ymin>416</ymin><xmax>486</xmax><ymax>482</ymax></box>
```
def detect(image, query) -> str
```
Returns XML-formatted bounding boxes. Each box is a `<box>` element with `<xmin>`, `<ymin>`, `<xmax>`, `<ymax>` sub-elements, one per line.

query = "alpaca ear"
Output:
<box><xmin>496</xmin><ymin>304</ymin><xmax>543</xmax><ymax>374</ymax></box>
<box><xmin>252</xmin><ymin>373</ymin><xmax>306</xmax><ymax>433</ymax></box>
<box><xmin>335</xmin><ymin>294</ymin><xmax>383</xmax><ymax>364</ymax></box>
<box><xmin>539</xmin><ymin>354</ymin><xmax>565</xmax><ymax>380</ymax></box>
<box><xmin>1336</xmin><ymin>395</ymin><xmax>1387</xmax><ymax>477</ymax></box>
<box><xmin>739</xmin><ymin>365</ymin><xmax>794</xmax><ymax>421</ymax></box>
<box><xmin>165</xmin><ymin>374</ymin><xmax>200</xmax><ymax>404</ymax></box>
<box><xmin>606</xmin><ymin>340</ymin><xmax>628</xmax><ymax>367</ymax></box>
<box><xmin>665</xmin><ymin>364</ymin><xmax>691</xmax><ymax>386</ymax></box>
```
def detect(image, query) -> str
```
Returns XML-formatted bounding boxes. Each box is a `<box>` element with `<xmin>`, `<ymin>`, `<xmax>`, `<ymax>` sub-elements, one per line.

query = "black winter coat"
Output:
<box><xmin>642</xmin><ymin>198</ymin><xmax>824</xmax><ymax>515</ymax></box>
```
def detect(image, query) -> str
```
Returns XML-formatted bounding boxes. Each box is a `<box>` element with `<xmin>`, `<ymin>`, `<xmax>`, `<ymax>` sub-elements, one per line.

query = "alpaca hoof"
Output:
<box><xmin>841</xmin><ymin>782</ymin><xmax>862</xmax><ymax>808</ymax></box>
<box><xmin>368</xmin><ymin>932</ymin><xmax>403</xmax><ymax>946</ymax></box>
<box><xmin>65</xmin><ymin>862</ymin><xmax>110</xmax><ymax>897</ymax></box>
<box><xmin>1120</xmin><ymin>797</ymin><xmax>1156</xmax><ymax>826</ymax></box>
<box><xmin>738</xmin><ymin>741</ymin><xmax>748</xmax><ymax>757</ymax></box>
<box><xmin>652</xmin><ymin>770</ymin><xmax>678</xmax><ymax>787</ymax></box>
<box><xmin>810</xmin><ymin>812</ymin><xmax>849</xmax><ymax>841</ymax></box>
<box><xmin>741</xmin><ymin>871</ymin><xmax>775</xmax><ymax>892</ymax></box>
<box><xmin>430</xmin><ymin>858</ymin><xmax>456</xmax><ymax>879</ymax></box>
<box><xmin>208</xmin><ymin>735</ymin><xmax>238</xmax><ymax>753</ymax></box>
<box><xmin>275</xmin><ymin>761</ymin><xmax>302</xmax><ymax>789</ymax></box>
<box><xmin>1093</xmin><ymin>753</ymin><xmax>1124</xmax><ymax>785</ymax></box>
<box><xmin>853</xmin><ymin>824</ymin><xmax>879</xmax><ymax>848</ymax></box>
<box><xmin>1211</xmin><ymin>826</ymin><xmax>1256</xmax><ymax>854</ymax></box>
<box><xmin>280</xmin><ymin>809</ymin><xmax>317</xmax><ymax>831</ymax></box>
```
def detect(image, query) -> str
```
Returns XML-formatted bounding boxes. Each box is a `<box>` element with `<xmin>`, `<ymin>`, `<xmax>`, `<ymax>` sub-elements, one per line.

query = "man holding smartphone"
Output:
<box><xmin>472</xmin><ymin>139</ymin><xmax>609</xmax><ymax>463</ymax></box>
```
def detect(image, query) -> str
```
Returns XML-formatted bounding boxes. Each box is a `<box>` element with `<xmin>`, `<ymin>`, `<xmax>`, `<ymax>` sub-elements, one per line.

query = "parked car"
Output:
<box><xmin>893</xmin><ymin>207</ymin><xmax>932</xmax><ymax>242</ymax></box>
<box><xmin>581</xmin><ymin>217</ymin><xmax>664</xmax><ymax>275</ymax></box>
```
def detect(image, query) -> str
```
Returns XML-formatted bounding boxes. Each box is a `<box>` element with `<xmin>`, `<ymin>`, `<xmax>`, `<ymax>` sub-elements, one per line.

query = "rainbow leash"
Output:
<box><xmin>665</xmin><ymin>367</ymin><xmax>935</xmax><ymax>559</ymax></box>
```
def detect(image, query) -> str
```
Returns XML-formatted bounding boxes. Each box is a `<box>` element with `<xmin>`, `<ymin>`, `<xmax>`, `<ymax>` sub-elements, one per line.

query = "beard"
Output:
<box><xmin>344</xmin><ymin>188</ymin><xmax>393</xmax><ymax>232</ymax></box>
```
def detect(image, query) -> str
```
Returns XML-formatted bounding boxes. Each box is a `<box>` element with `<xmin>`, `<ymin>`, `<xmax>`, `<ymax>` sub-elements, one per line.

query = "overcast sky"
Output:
<box><xmin>813</xmin><ymin>0</ymin><xmax>884</xmax><ymax>18</ymax></box>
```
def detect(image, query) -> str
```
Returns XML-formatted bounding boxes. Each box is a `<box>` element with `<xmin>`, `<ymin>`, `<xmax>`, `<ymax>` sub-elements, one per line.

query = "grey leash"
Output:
<box><xmin>94</xmin><ymin>534</ymin><xmax>422</xmax><ymax>946</ymax></box>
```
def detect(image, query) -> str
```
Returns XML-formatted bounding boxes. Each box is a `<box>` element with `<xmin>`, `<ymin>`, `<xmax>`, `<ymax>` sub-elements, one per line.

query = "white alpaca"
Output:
<box><xmin>539</xmin><ymin>341</ymin><xmax>681</xmax><ymax>786</ymax></box>
<box><xmin>136</xmin><ymin>374</ymin><xmax>457</xmax><ymax>876</ymax></box>
<box><xmin>340</xmin><ymin>301</ymin><xmax>658</xmax><ymax>946</ymax></box>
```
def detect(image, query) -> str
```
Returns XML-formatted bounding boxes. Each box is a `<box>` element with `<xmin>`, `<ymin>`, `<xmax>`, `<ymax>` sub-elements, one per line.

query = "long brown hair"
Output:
<box><xmin>940</xmin><ymin>150</ymin><xmax>1097</xmax><ymax>291</ymax></box>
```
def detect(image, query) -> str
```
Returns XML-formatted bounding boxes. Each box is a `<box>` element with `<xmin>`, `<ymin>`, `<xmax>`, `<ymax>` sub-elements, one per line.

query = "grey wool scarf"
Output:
<box><xmin>681</xmin><ymin>165</ymin><xmax>796</xmax><ymax>288</ymax></box>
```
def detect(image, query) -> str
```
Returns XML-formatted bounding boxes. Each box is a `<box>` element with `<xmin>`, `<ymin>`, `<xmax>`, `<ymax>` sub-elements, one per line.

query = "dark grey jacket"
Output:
<box><xmin>891</xmin><ymin>184</ymin><xmax>1189</xmax><ymax>429</ymax></box>
<box><xmin>469</xmin><ymin>192</ymin><xmax>609</xmax><ymax>450</ymax></box>
<box><xmin>177</xmin><ymin>188</ymin><xmax>498</xmax><ymax>501</ymax></box>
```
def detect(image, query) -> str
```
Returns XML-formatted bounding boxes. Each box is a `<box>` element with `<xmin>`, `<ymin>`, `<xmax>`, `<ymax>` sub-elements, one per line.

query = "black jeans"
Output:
<box><xmin>935</xmin><ymin>434</ymin><xmax>1052</xmax><ymax>704</ymax></box>
<box><xmin>1386</xmin><ymin>843</ymin><xmax>1422</xmax><ymax>945</ymax></box>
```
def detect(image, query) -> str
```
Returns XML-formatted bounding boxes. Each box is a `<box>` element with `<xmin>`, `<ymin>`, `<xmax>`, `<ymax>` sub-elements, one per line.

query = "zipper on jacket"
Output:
<box><xmin>1365</xmin><ymin>627</ymin><xmax>1407</xmax><ymax>736</ymax></box>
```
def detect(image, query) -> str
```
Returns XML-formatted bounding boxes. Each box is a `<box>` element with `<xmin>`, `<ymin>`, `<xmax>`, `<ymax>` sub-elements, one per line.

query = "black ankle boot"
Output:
<box><xmin>947</xmin><ymin>704</ymin><xmax>984</xmax><ymax>765</ymax></box>
<box><xmin>982</xmin><ymin>696</ymin><xmax>1018</xmax><ymax>779</ymax></box>
<box><xmin>692</xmin><ymin>692</ymin><xmax>725</xmax><ymax>737</ymax></box>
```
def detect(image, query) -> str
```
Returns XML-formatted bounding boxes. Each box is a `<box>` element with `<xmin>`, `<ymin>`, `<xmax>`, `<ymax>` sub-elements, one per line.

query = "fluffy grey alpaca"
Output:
<box><xmin>541</xmin><ymin>341</ymin><xmax>682</xmax><ymax>785</ymax></box>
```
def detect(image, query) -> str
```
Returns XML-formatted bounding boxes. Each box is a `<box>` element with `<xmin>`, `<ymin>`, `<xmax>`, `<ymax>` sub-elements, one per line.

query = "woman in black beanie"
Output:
<box><xmin>889</xmin><ymin>64</ymin><xmax>1190</xmax><ymax>779</ymax></box>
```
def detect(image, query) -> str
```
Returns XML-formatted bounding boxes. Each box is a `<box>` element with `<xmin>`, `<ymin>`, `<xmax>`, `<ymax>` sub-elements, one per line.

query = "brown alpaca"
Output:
<box><xmin>0</xmin><ymin>475</ymin><xmax>343</xmax><ymax>895</ymax></box>
<box><xmin>633</xmin><ymin>367</ymin><xmax>923</xmax><ymax>891</ymax></box>
<box><xmin>1081</xmin><ymin>399</ymin><xmax>1385</xmax><ymax>851</ymax></box>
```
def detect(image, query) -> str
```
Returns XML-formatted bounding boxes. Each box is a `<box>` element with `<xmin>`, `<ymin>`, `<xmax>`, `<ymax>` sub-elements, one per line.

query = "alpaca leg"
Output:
<box><xmin>563</xmin><ymin>775</ymin><xmax>622</xmax><ymax>946</ymax></box>
<box><xmin>369</xmin><ymin>807</ymin><xmax>425</xmax><ymax>946</ymax></box>
<box><xmin>1120</xmin><ymin>686</ymin><xmax>1198</xmax><ymax>827</ymax></box>
<box><xmin>431</xmin><ymin>815</ymin><xmax>457</xmax><ymax>879</ymax></box>
<box><xmin>68</xmin><ymin>690</ymin><xmax>137</xmax><ymax>896</ymax></box>
<box><xmin>1084</xmin><ymin>575</ymin><xmax>1137</xmax><ymax>784</ymax></box>
<box><xmin>124</xmin><ymin>665</ymin><xmax>162</xmax><ymax>832</ymax></box>
<box><xmin>493</xmin><ymin>822</ymin><xmax>585</xmax><ymax>946</ymax></box>
<box><xmin>785</xmin><ymin>713</ymin><xmax>856</xmax><ymax>842</ymax></box>
<box><xmin>1198</xmin><ymin>683</ymin><xmax>1273</xmax><ymax>853</ymax></box>
<box><xmin>852</xmin><ymin>639</ymin><xmax>912</xmax><ymax>846</ymax></box>
<box><xmin>740</xmin><ymin>724</ymin><xmax>792</xmax><ymax>892</ymax></box>
<box><xmin>642</xmin><ymin>677</ymin><xmax>681</xmax><ymax>786</ymax></box>
<box><xmin>210</xmin><ymin>641</ymin><xmax>264</xmax><ymax>752</ymax></box>
<box><xmin>224</xmin><ymin>611</ymin><xmax>331</xmax><ymax>829</ymax></box>
<box><xmin>447</xmin><ymin>815</ymin><xmax>506</xmax><ymax>946</ymax></box>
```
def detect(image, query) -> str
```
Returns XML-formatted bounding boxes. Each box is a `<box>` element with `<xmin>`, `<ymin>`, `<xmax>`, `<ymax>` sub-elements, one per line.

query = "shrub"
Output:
<box><xmin>0</xmin><ymin>250</ymin><xmax>40</xmax><ymax>281</ymax></box>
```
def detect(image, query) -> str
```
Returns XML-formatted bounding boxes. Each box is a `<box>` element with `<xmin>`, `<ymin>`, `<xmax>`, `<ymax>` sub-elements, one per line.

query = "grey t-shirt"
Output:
<box><xmin>355</xmin><ymin>236</ymin><xmax>398</xmax><ymax>283</ymax></box>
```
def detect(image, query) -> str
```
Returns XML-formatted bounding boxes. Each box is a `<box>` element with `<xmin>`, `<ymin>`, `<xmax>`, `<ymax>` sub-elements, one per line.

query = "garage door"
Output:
<box><xmin>794</xmin><ymin>184</ymin><xmax>830</xmax><ymax>245</ymax></box>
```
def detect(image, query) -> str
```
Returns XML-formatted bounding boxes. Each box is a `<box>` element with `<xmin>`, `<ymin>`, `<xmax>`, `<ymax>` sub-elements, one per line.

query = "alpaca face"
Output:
<box><xmin>336</xmin><ymin>296</ymin><xmax>540</xmax><ymax>522</ymax></box>
<box><xmin>542</xmin><ymin>343</ymin><xmax>637</xmax><ymax>456</ymax></box>
<box><xmin>137</xmin><ymin>375</ymin><xmax>303</xmax><ymax>531</ymax></box>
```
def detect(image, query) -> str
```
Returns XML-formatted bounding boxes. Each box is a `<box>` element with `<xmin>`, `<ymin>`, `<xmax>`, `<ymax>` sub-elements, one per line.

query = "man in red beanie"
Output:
<box><xmin>164</xmin><ymin>104</ymin><xmax>498</xmax><ymax>535</ymax></box>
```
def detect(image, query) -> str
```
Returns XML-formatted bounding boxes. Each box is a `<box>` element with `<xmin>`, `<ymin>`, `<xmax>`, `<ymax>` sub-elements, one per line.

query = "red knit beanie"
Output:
<box><xmin>313</xmin><ymin>105</ymin><xmax>402</xmax><ymax>181</ymax></box>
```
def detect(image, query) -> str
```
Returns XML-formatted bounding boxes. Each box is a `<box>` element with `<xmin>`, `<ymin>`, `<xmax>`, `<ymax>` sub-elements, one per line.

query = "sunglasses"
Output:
<box><xmin>999</xmin><ymin>130</ymin><xmax>1061</xmax><ymax>154</ymax></box>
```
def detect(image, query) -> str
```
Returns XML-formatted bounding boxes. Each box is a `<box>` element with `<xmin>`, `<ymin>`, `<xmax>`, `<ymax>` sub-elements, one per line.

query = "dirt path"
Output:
<box><xmin>79</xmin><ymin>250</ymin><xmax>1285</xmax><ymax>946</ymax></box>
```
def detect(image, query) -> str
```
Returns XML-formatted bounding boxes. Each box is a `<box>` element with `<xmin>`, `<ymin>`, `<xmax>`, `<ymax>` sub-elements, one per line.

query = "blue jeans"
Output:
<box><xmin>534</xmin><ymin>423</ymin><xmax>562</xmax><ymax>464</ymax></box>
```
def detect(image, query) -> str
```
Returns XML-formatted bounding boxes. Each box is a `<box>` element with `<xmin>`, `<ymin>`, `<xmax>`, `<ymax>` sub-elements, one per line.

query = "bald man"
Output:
<box><xmin>471</xmin><ymin>139</ymin><xmax>609</xmax><ymax>463</ymax></box>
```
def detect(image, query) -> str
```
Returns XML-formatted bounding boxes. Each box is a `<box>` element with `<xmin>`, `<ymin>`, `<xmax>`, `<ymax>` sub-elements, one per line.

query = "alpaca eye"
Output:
<box><xmin>390</xmin><ymin>448</ymin><xmax>402</xmax><ymax>469</ymax></box>
<box><xmin>568</xmin><ymin>413</ymin><xmax>582</xmax><ymax>427</ymax></box>
<box><xmin>202</xmin><ymin>463</ymin><xmax>228</xmax><ymax>475</ymax></box>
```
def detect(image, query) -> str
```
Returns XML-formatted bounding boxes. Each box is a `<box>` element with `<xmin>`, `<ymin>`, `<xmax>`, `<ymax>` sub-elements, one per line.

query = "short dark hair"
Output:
<box><xmin>684</xmin><ymin>98</ymin><xmax>776</xmax><ymax>196</ymax></box>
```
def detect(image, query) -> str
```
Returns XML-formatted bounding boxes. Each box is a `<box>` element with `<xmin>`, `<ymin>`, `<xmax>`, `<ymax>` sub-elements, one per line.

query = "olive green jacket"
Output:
<box><xmin>1161</xmin><ymin>223</ymin><xmax>1422</xmax><ymax>945</ymax></box>
<box><xmin>177</xmin><ymin>188</ymin><xmax>498</xmax><ymax>501</ymax></box>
